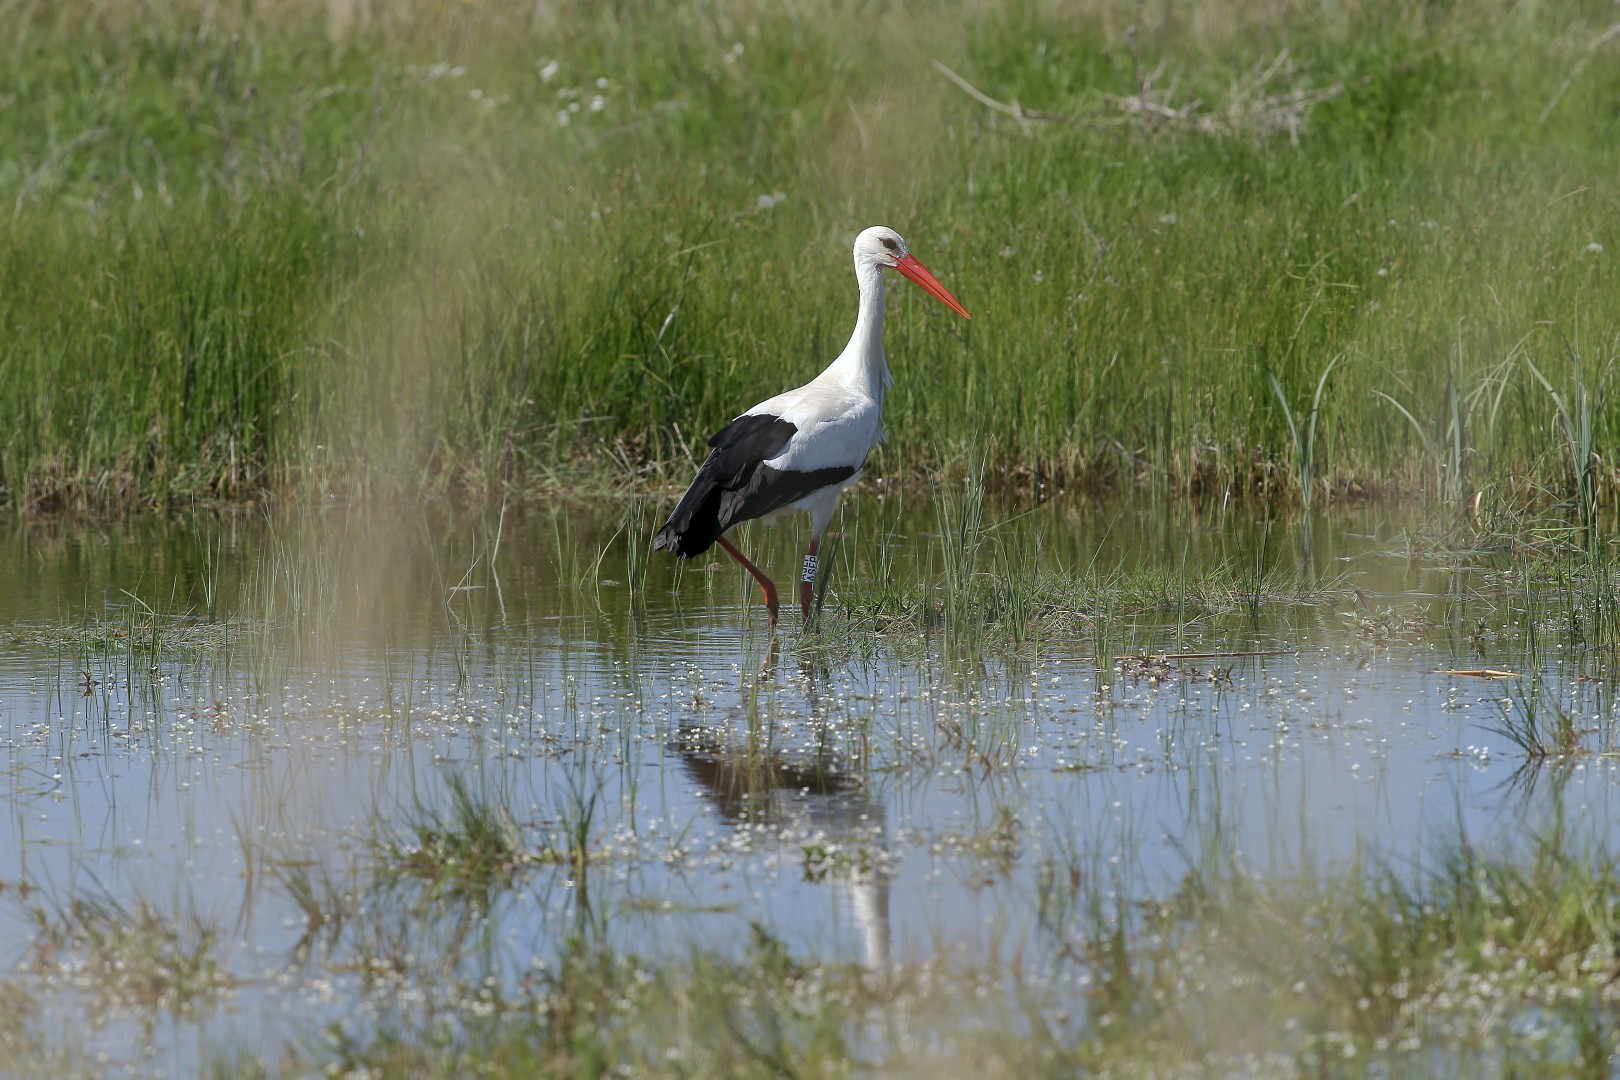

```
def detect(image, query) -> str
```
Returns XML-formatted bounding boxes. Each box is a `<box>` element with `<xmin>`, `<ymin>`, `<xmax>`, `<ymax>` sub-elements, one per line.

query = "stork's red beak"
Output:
<box><xmin>895</xmin><ymin>254</ymin><xmax>971</xmax><ymax>319</ymax></box>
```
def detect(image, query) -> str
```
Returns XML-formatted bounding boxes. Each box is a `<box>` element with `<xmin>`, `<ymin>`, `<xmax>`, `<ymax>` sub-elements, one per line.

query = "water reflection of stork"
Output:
<box><xmin>672</xmin><ymin>714</ymin><xmax>893</xmax><ymax>969</ymax></box>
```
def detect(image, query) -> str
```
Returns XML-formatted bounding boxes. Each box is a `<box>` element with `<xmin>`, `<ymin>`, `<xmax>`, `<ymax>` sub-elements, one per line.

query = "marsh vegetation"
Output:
<box><xmin>2</xmin><ymin>492</ymin><xmax>1619</xmax><ymax>1076</ymax></box>
<box><xmin>5</xmin><ymin>1</ymin><xmax>1620</xmax><ymax>1076</ymax></box>
<box><xmin>3</xmin><ymin>0</ymin><xmax>1618</xmax><ymax>510</ymax></box>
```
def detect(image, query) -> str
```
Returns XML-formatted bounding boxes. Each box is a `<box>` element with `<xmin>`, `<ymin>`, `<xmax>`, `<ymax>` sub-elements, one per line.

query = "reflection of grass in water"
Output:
<box><xmin>362</xmin><ymin>764</ymin><xmax>602</xmax><ymax>920</ymax></box>
<box><xmin>20</xmin><ymin>892</ymin><xmax>232</xmax><ymax>1018</ymax></box>
<box><xmin>237</xmin><ymin>827</ymin><xmax>1620</xmax><ymax>1076</ymax></box>
<box><xmin>10</xmin><ymin>502</ymin><xmax>1620</xmax><ymax>1071</ymax></box>
<box><xmin>273</xmin><ymin>859</ymin><xmax>359</xmax><ymax>956</ymax></box>
<box><xmin>1489</xmin><ymin>682</ymin><xmax>1591</xmax><ymax>762</ymax></box>
<box><xmin>1087</xmin><ymin>828</ymin><xmax>1620</xmax><ymax>1072</ymax></box>
<box><xmin>1368</xmin><ymin>510</ymin><xmax>1620</xmax><ymax>665</ymax></box>
<box><xmin>370</xmin><ymin>774</ymin><xmax>553</xmax><ymax>904</ymax></box>
<box><xmin>270</xmin><ymin>772</ymin><xmax>588</xmax><ymax>990</ymax></box>
<box><xmin>304</xmin><ymin>926</ymin><xmax>866</xmax><ymax>1078</ymax></box>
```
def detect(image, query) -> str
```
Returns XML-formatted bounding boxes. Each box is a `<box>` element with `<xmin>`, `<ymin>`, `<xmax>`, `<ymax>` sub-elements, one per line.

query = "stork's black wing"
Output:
<box><xmin>652</xmin><ymin>413</ymin><xmax>855</xmax><ymax>558</ymax></box>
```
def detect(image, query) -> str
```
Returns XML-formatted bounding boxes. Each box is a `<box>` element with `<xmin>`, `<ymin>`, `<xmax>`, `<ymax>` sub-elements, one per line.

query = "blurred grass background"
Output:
<box><xmin>1</xmin><ymin>0</ymin><xmax>1616</xmax><ymax>510</ymax></box>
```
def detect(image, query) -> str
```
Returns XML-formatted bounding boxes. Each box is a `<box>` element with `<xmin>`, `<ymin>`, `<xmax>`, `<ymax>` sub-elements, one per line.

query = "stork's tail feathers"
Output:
<box><xmin>653</xmin><ymin>482</ymin><xmax>724</xmax><ymax>560</ymax></box>
<box><xmin>654</xmin><ymin>414</ymin><xmax>799</xmax><ymax>560</ymax></box>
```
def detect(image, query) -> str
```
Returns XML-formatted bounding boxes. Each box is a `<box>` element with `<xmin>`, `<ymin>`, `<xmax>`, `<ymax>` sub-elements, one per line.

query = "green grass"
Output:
<box><xmin>21</xmin><ymin>891</ymin><xmax>232</xmax><ymax>1017</ymax></box>
<box><xmin>209</xmin><ymin>827</ymin><xmax>1620</xmax><ymax>1077</ymax></box>
<box><xmin>2</xmin><ymin>0</ymin><xmax>1618</xmax><ymax>510</ymax></box>
<box><xmin>11</xmin><ymin>822</ymin><xmax>1619</xmax><ymax>1077</ymax></box>
<box><xmin>1059</xmin><ymin>826</ymin><xmax>1620</xmax><ymax>1075</ymax></box>
<box><xmin>370</xmin><ymin>773</ymin><xmax>550</xmax><ymax>903</ymax></box>
<box><xmin>832</xmin><ymin>554</ymin><xmax>1334</xmax><ymax>639</ymax></box>
<box><xmin>823</xmin><ymin>477</ymin><xmax>1339</xmax><ymax>648</ymax></box>
<box><xmin>15</xmin><ymin>612</ymin><xmax>247</xmax><ymax>656</ymax></box>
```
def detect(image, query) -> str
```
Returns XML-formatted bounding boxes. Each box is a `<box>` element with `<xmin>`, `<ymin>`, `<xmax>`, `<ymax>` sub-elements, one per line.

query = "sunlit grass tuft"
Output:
<box><xmin>371</xmin><ymin>774</ymin><xmax>549</xmax><ymax>903</ymax></box>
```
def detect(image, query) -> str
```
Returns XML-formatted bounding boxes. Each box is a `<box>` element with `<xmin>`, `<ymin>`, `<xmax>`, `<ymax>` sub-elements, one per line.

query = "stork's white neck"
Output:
<box><xmin>824</xmin><ymin>260</ymin><xmax>891</xmax><ymax>401</ymax></box>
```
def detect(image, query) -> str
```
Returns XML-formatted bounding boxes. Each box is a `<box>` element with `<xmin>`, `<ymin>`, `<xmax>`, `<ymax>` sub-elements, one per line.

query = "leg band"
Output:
<box><xmin>801</xmin><ymin>553</ymin><xmax>818</xmax><ymax>584</ymax></box>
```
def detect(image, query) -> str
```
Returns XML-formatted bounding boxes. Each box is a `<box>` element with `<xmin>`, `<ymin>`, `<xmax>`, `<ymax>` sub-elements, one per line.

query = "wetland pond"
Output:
<box><xmin>2</xmin><ymin>492</ymin><xmax>1618</xmax><ymax>1075</ymax></box>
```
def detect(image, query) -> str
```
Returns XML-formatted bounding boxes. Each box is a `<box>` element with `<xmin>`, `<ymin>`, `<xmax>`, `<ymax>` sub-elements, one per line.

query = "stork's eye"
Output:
<box><xmin>880</xmin><ymin>237</ymin><xmax>899</xmax><ymax>252</ymax></box>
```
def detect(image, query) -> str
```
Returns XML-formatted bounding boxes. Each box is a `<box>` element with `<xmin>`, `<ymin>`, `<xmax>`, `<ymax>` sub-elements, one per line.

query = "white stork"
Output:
<box><xmin>654</xmin><ymin>226</ymin><xmax>971</xmax><ymax>624</ymax></box>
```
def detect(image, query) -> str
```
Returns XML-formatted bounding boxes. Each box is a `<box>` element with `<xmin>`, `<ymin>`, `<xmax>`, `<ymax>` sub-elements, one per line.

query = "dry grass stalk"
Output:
<box><xmin>937</xmin><ymin>50</ymin><xmax>1346</xmax><ymax>142</ymax></box>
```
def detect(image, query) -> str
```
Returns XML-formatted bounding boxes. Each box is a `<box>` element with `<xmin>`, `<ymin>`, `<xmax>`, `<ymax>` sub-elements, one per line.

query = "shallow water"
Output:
<box><xmin>1</xmin><ymin>496</ymin><xmax>1616</xmax><ymax>1072</ymax></box>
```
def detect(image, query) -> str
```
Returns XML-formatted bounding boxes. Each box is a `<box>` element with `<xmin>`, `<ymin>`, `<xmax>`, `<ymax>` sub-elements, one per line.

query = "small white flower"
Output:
<box><xmin>590</xmin><ymin>95</ymin><xmax>606</xmax><ymax>112</ymax></box>
<box><xmin>756</xmin><ymin>192</ymin><xmax>786</xmax><ymax>210</ymax></box>
<box><xmin>596</xmin><ymin>77</ymin><xmax>610</xmax><ymax>89</ymax></box>
<box><xmin>539</xmin><ymin>60</ymin><xmax>559</xmax><ymax>82</ymax></box>
<box><xmin>556</xmin><ymin>110</ymin><xmax>571</xmax><ymax>127</ymax></box>
<box><xmin>1585</xmin><ymin>242</ymin><xmax>1604</xmax><ymax>254</ymax></box>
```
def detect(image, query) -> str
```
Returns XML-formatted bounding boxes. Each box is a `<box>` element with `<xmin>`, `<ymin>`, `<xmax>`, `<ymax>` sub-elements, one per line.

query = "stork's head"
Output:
<box><xmin>853</xmin><ymin>225</ymin><xmax>971</xmax><ymax>319</ymax></box>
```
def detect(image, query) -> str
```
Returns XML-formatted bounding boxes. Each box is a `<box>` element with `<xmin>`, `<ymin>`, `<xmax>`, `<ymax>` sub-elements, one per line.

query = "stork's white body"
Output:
<box><xmin>653</xmin><ymin>226</ymin><xmax>969</xmax><ymax>624</ymax></box>
<box><xmin>742</xmin><ymin>253</ymin><xmax>893</xmax><ymax>537</ymax></box>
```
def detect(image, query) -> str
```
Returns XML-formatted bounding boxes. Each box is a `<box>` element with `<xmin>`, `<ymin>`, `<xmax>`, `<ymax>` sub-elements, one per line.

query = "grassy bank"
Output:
<box><xmin>3</xmin><ymin>0</ymin><xmax>1618</xmax><ymax>510</ymax></box>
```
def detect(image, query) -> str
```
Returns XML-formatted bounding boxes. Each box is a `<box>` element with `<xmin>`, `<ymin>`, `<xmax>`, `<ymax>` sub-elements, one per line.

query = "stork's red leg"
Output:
<box><xmin>799</xmin><ymin>538</ymin><xmax>820</xmax><ymax>620</ymax></box>
<box><xmin>716</xmin><ymin>536</ymin><xmax>779</xmax><ymax>625</ymax></box>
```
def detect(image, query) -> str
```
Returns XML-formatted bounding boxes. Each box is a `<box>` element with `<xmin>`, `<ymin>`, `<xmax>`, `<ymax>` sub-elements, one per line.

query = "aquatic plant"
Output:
<box><xmin>371</xmin><ymin>773</ymin><xmax>540</xmax><ymax>903</ymax></box>
<box><xmin>21</xmin><ymin>892</ymin><xmax>233</xmax><ymax>1017</ymax></box>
